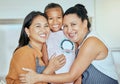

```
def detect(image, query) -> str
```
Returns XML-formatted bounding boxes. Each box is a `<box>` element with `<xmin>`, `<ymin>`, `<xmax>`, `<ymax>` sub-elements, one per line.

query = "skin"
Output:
<box><xmin>19</xmin><ymin>14</ymin><xmax>108</xmax><ymax>84</ymax></box>
<box><xmin>46</xmin><ymin>7</ymin><xmax>63</xmax><ymax>32</ymax></box>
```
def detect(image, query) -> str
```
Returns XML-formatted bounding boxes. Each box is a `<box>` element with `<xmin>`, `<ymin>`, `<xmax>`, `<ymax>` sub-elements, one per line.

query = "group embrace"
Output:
<box><xmin>6</xmin><ymin>3</ymin><xmax>119</xmax><ymax>84</ymax></box>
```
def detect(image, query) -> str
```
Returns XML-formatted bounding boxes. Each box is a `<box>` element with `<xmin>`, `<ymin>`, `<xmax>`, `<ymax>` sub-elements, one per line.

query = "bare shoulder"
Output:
<box><xmin>82</xmin><ymin>37</ymin><xmax>108</xmax><ymax>59</ymax></box>
<box><xmin>83</xmin><ymin>36</ymin><xmax>106</xmax><ymax>47</ymax></box>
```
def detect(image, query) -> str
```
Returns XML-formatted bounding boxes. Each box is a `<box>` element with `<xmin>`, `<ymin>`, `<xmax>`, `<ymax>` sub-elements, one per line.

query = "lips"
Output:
<box><xmin>39</xmin><ymin>33</ymin><xmax>48</xmax><ymax>38</ymax></box>
<box><xmin>69</xmin><ymin>33</ymin><xmax>75</xmax><ymax>37</ymax></box>
<box><xmin>52</xmin><ymin>24</ymin><xmax>59</xmax><ymax>29</ymax></box>
<box><xmin>68</xmin><ymin>32</ymin><xmax>76</xmax><ymax>39</ymax></box>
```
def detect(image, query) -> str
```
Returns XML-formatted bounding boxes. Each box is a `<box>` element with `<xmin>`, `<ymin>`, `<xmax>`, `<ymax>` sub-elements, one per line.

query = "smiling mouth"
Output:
<box><xmin>40</xmin><ymin>34</ymin><xmax>47</xmax><ymax>38</ymax></box>
<box><xmin>68</xmin><ymin>32</ymin><xmax>76</xmax><ymax>38</ymax></box>
<box><xmin>52</xmin><ymin>25</ymin><xmax>60</xmax><ymax>28</ymax></box>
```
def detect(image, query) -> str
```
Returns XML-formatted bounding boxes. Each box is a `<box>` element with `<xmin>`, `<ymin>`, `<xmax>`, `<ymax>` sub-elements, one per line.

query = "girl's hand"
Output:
<box><xmin>47</xmin><ymin>54</ymin><xmax>66</xmax><ymax>72</ymax></box>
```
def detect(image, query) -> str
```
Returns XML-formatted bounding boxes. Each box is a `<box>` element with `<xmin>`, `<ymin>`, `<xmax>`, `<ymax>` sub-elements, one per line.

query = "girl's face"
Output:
<box><xmin>63</xmin><ymin>14</ymin><xmax>87</xmax><ymax>44</ymax></box>
<box><xmin>46</xmin><ymin>7</ymin><xmax>63</xmax><ymax>32</ymax></box>
<box><xmin>25</xmin><ymin>15</ymin><xmax>50</xmax><ymax>44</ymax></box>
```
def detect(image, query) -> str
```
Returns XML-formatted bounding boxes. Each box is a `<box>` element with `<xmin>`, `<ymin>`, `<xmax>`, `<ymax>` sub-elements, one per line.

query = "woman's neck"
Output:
<box><xmin>77</xmin><ymin>31</ymin><xmax>89</xmax><ymax>47</ymax></box>
<box><xmin>29</xmin><ymin>41</ymin><xmax>43</xmax><ymax>51</ymax></box>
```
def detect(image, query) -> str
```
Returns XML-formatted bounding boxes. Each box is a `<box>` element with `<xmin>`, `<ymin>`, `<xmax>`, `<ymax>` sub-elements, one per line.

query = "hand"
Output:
<box><xmin>19</xmin><ymin>68</ymin><xmax>38</xmax><ymax>84</ymax></box>
<box><xmin>48</xmin><ymin>54</ymin><xmax>66</xmax><ymax>72</ymax></box>
<box><xmin>74</xmin><ymin>76</ymin><xmax>82</xmax><ymax>84</ymax></box>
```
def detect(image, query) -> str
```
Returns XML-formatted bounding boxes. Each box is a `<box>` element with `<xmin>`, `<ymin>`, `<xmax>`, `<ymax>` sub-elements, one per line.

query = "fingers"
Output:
<box><xmin>57</xmin><ymin>54</ymin><xmax>66</xmax><ymax>62</ymax></box>
<box><xmin>56</xmin><ymin>54</ymin><xmax>66</xmax><ymax>67</ymax></box>
<box><xmin>19</xmin><ymin>78</ymin><xmax>26</xmax><ymax>83</ymax></box>
<box><xmin>19</xmin><ymin>74</ymin><xmax>26</xmax><ymax>77</ymax></box>
<box><xmin>58</xmin><ymin>57</ymin><xmax>66</xmax><ymax>65</ymax></box>
<box><xmin>48</xmin><ymin>54</ymin><xmax>66</xmax><ymax>71</ymax></box>
<box><xmin>22</xmin><ymin>68</ymin><xmax>32</xmax><ymax>72</ymax></box>
<box><xmin>50</xmin><ymin>53</ymin><xmax>56</xmax><ymax>59</ymax></box>
<box><xmin>19</xmin><ymin>75</ymin><xmax>26</xmax><ymax>83</ymax></box>
<box><xmin>59</xmin><ymin>58</ymin><xmax>66</xmax><ymax>65</ymax></box>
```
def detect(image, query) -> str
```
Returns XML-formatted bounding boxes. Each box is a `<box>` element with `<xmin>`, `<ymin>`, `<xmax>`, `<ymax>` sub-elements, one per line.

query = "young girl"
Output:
<box><xmin>42</xmin><ymin>3</ymin><xmax>77</xmax><ymax>84</ymax></box>
<box><xmin>6</xmin><ymin>11</ymin><xmax>66</xmax><ymax>84</ymax></box>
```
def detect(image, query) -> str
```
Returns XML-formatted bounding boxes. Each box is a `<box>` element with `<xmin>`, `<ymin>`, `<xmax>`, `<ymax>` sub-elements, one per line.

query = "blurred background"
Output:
<box><xmin>0</xmin><ymin>0</ymin><xmax>120</xmax><ymax>83</ymax></box>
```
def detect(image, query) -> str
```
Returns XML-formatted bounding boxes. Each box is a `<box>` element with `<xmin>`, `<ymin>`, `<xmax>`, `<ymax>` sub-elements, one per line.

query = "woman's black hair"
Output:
<box><xmin>14</xmin><ymin>11</ymin><xmax>47</xmax><ymax>52</ymax></box>
<box><xmin>64</xmin><ymin>4</ymin><xmax>91</xmax><ymax>30</ymax></box>
<box><xmin>44</xmin><ymin>3</ymin><xmax>64</xmax><ymax>18</ymax></box>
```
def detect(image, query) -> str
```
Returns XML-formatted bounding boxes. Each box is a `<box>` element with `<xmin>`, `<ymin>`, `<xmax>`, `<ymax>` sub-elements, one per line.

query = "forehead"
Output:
<box><xmin>46</xmin><ymin>7</ymin><xmax>62</xmax><ymax>14</ymax></box>
<box><xmin>63</xmin><ymin>14</ymin><xmax>81</xmax><ymax>22</ymax></box>
<box><xmin>32</xmin><ymin>15</ymin><xmax>47</xmax><ymax>24</ymax></box>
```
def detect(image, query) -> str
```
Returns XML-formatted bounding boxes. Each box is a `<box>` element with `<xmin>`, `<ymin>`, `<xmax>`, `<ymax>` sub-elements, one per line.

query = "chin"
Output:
<box><xmin>70</xmin><ymin>38</ymin><xmax>77</xmax><ymax>43</ymax></box>
<box><xmin>41</xmin><ymin>41</ymin><xmax>46</xmax><ymax>44</ymax></box>
<box><xmin>52</xmin><ymin>28</ymin><xmax>61</xmax><ymax>32</ymax></box>
<box><xmin>40</xmin><ymin>39</ymin><xmax>47</xmax><ymax>43</ymax></box>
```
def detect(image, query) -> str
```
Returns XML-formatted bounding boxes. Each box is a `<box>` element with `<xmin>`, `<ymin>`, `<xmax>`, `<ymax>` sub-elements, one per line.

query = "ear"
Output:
<box><xmin>83</xmin><ymin>19</ymin><xmax>87</xmax><ymax>28</ymax></box>
<box><xmin>25</xmin><ymin>27</ymin><xmax>30</xmax><ymax>37</ymax></box>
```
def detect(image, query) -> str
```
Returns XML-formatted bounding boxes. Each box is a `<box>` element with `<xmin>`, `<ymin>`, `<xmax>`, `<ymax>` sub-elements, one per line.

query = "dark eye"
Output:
<box><xmin>36</xmin><ymin>25</ymin><xmax>41</xmax><ymax>28</ymax></box>
<box><xmin>58</xmin><ymin>16</ymin><xmax>62</xmax><ymax>19</ymax></box>
<box><xmin>44</xmin><ymin>24</ymin><xmax>49</xmax><ymax>28</ymax></box>
<box><xmin>48</xmin><ymin>17</ymin><xmax>53</xmax><ymax>20</ymax></box>
<box><xmin>71</xmin><ymin>23</ymin><xmax>76</xmax><ymax>26</ymax></box>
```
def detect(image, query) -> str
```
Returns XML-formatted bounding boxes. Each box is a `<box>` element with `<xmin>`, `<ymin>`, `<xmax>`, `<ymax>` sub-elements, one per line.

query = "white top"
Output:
<box><xmin>79</xmin><ymin>30</ymin><xmax>118</xmax><ymax>80</ymax></box>
<box><xmin>46</xmin><ymin>30</ymin><xmax>76</xmax><ymax>74</ymax></box>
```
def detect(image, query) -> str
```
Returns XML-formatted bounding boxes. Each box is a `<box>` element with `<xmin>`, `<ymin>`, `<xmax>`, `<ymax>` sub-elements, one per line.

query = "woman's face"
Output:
<box><xmin>63</xmin><ymin>14</ymin><xmax>87</xmax><ymax>44</ymax></box>
<box><xmin>25</xmin><ymin>15</ymin><xmax>50</xmax><ymax>44</ymax></box>
<box><xmin>46</xmin><ymin>7</ymin><xmax>63</xmax><ymax>32</ymax></box>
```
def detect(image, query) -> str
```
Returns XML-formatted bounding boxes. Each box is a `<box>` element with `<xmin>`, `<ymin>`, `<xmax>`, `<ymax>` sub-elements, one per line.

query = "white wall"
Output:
<box><xmin>0</xmin><ymin>0</ymin><xmax>94</xmax><ymax>19</ymax></box>
<box><xmin>0</xmin><ymin>25</ymin><xmax>21</xmax><ymax>76</ymax></box>
<box><xmin>95</xmin><ymin>0</ymin><xmax>120</xmax><ymax>48</ymax></box>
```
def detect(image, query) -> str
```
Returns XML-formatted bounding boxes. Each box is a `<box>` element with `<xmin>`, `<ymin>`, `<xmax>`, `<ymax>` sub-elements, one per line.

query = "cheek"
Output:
<box><xmin>48</xmin><ymin>20</ymin><xmax>53</xmax><ymax>25</ymax></box>
<box><xmin>59</xmin><ymin>19</ymin><xmax>63</xmax><ymax>24</ymax></box>
<box><xmin>63</xmin><ymin>29</ymin><xmax>68</xmax><ymax>36</ymax></box>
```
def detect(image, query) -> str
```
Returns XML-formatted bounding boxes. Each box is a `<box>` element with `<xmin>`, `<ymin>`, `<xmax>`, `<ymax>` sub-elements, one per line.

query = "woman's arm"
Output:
<box><xmin>74</xmin><ymin>76</ymin><xmax>82</xmax><ymax>84</ymax></box>
<box><xmin>20</xmin><ymin>37</ymin><xmax>108</xmax><ymax>83</ymax></box>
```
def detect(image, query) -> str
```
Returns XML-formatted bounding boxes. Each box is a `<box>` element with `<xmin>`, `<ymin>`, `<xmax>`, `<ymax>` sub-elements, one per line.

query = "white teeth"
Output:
<box><xmin>69</xmin><ymin>33</ymin><xmax>75</xmax><ymax>37</ymax></box>
<box><xmin>40</xmin><ymin>34</ymin><xmax>46</xmax><ymax>37</ymax></box>
<box><xmin>53</xmin><ymin>25</ymin><xmax>59</xmax><ymax>28</ymax></box>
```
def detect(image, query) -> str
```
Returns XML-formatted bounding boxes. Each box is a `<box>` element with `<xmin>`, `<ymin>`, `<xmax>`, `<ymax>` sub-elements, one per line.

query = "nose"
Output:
<box><xmin>67</xmin><ymin>26</ymin><xmax>72</xmax><ymax>33</ymax></box>
<box><xmin>53</xmin><ymin>18</ymin><xmax>58</xmax><ymax>24</ymax></box>
<box><xmin>40</xmin><ymin>26</ymin><xmax>49</xmax><ymax>32</ymax></box>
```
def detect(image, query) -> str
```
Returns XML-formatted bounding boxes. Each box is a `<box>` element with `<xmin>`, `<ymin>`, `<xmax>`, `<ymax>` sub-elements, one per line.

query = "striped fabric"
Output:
<box><xmin>36</xmin><ymin>57</ymin><xmax>46</xmax><ymax>74</ymax></box>
<box><xmin>82</xmin><ymin>64</ymin><xmax>119</xmax><ymax>84</ymax></box>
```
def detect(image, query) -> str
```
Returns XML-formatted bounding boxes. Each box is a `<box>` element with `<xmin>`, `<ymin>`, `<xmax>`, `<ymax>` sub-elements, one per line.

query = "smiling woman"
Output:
<box><xmin>5</xmin><ymin>11</ymin><xmax>66</xmax><ymax>84</ymax></box>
